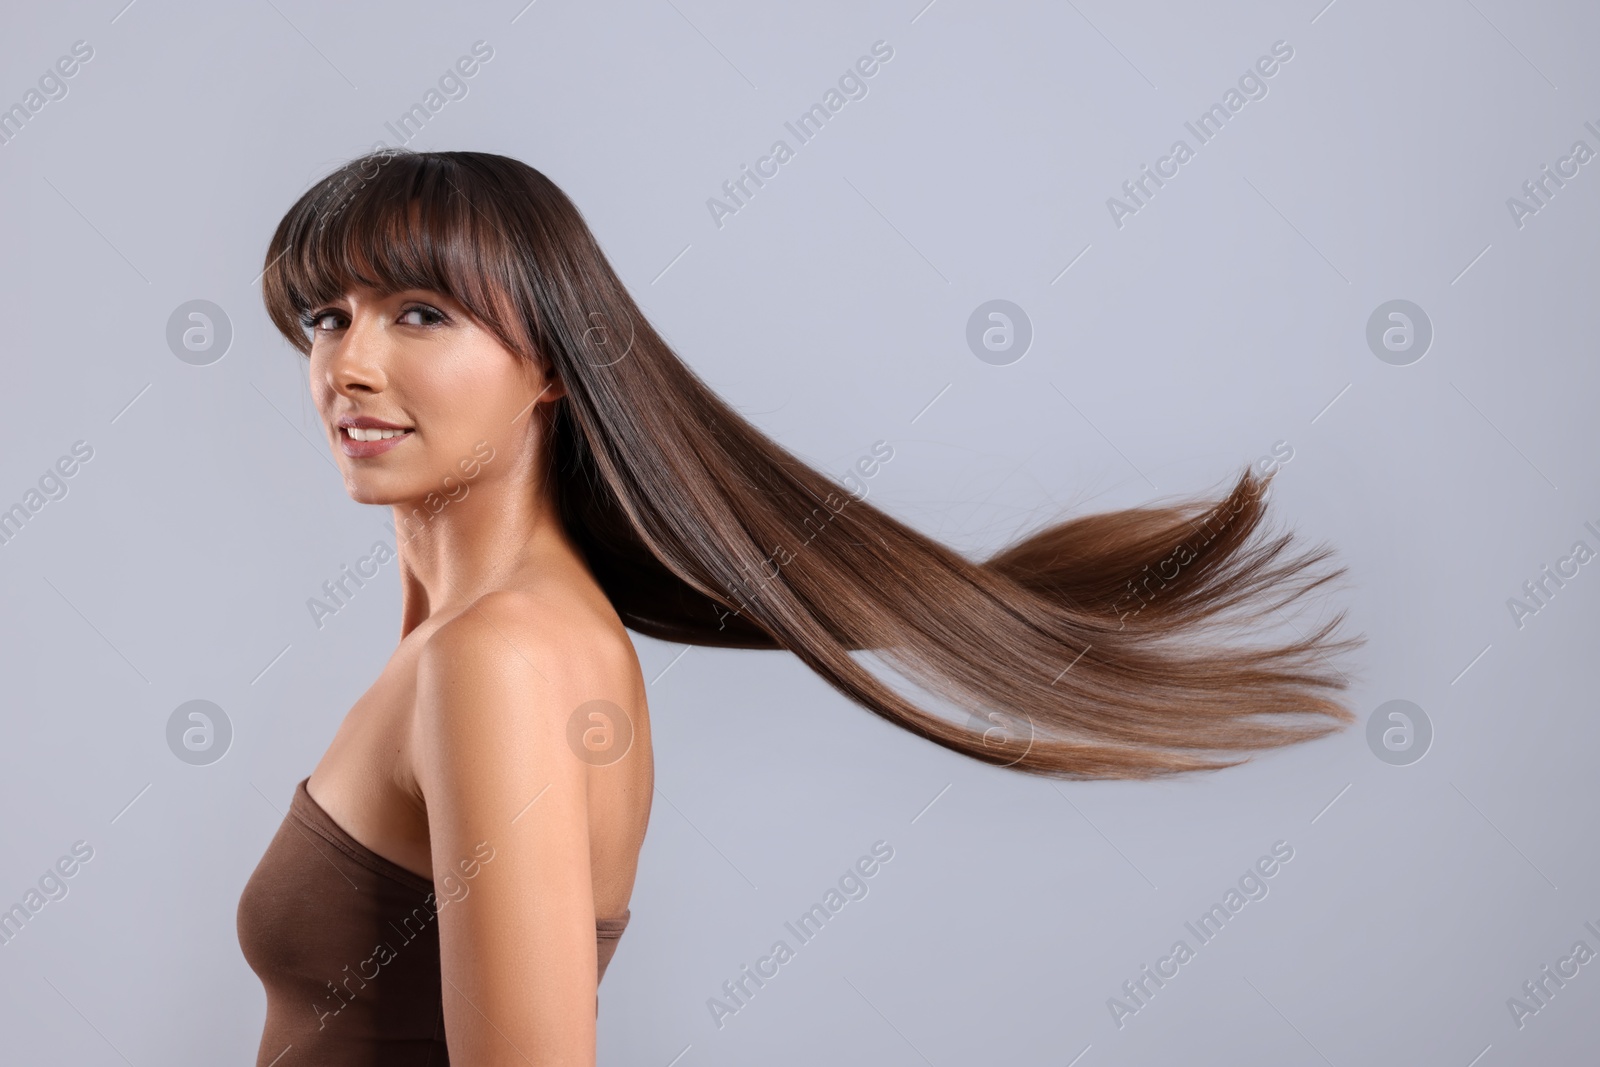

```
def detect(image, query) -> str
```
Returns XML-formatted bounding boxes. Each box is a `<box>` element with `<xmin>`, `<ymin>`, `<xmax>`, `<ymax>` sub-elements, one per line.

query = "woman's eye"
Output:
<box><xmin>400</xmin><ymin>305</ymin><xmax>445</xmax><ymax>327</ymax></box>
<box><xmin>301</xmin><ymin>309</ymin><xmax>344</xmax><ymax>332</ymax></box>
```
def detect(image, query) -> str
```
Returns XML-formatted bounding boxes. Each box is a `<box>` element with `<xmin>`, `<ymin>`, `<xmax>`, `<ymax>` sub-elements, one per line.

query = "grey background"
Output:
<box><xmin>1</xmin><ymin>0</ymin><xmax>1596</xmax><ymax>1064</ymax></box>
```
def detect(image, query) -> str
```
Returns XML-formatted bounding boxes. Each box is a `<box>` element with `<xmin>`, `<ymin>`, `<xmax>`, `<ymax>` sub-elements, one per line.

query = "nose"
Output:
<box><xmin>324</xmin><ymin>310</ymin><xmax>389</xmax><ymax>398</ymax></box>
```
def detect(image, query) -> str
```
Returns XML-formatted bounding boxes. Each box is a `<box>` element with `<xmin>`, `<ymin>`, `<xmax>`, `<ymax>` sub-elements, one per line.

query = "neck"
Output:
<box><xmin>391</xmin><ymin>462</ymin><xmax>578</xmax><ymax>641</ymax></box>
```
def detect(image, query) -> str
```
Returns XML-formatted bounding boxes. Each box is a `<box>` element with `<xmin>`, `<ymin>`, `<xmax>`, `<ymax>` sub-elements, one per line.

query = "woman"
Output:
<box><xmin>236</xmin><ymin>149</ymin><xmax>1359</xmax><ymax>1065</ymax></box>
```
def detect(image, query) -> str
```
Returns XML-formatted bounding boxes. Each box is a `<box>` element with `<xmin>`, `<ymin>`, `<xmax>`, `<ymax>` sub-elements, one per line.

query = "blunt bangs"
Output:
<box><xmin>260</xmin><ymin>150</ymin><xmax>531</xmax><ymax>358</ymax></box>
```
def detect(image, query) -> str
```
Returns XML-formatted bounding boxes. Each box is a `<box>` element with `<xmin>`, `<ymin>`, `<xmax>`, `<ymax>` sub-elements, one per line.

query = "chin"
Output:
<box><xmin>341</xmin><ymin>478</ymin><xmax>407</xmax><ymax>506</ymax></box>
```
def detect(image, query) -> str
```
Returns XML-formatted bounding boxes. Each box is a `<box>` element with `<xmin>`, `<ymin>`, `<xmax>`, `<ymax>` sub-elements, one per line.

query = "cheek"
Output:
<box><xmin>307</xmin><ymin>365</ymin><xmax>338</xmax><ymax>417</ymax></box>
<box><xmin>435</xmin><ymin>350</ymin><xmax>541</xmax><ymax>428</ymax></box>
<box><xmin>405</xmin><ymin>357</ymin><xmax>527</xmax><ymax>459</ymax></box>
<box><xmin>413</xmin><ymin>364</ymin><xmax>498</xmax><ymax>438</ymax></box>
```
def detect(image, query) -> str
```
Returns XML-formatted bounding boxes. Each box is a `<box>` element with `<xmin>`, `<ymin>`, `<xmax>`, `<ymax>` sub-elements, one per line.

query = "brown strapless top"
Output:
<box><xmin>237</xmin><ymin>776</ymin><xmax>629</xmax><ymax>1066</ymax></box>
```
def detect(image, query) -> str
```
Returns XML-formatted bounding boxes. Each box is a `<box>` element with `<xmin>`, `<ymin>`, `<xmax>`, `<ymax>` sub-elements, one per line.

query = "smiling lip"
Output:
<box><xmin>336</xmin><ymin>416</ymin><xmax>414</xmax><ymax>458</ymax></box>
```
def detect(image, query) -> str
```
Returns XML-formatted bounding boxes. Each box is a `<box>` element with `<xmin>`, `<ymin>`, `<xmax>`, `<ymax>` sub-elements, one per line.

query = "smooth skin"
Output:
<box><xmin>300</xmin><ymin>285</ymin><xmax>653</xmax><ymax>1065</ymax></box>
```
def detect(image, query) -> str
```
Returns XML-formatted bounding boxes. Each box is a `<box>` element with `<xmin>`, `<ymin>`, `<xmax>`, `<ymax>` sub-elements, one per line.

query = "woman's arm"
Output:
<box><xmin>413</xmin><ymin>591</ymin><xmax>607</xmax><ymax>1066</ymax></box>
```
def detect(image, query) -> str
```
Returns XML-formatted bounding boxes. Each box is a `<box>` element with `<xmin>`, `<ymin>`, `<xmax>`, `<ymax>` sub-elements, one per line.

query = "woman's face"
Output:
<box><xmin>304</xmin><ymin>285</ymin><xmax>563</xmax><ymax>507</ymax></box>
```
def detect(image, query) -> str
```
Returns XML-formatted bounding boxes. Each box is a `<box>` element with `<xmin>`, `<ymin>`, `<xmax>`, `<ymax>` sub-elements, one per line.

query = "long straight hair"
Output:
<box><xmin>261</xmin><ymin>149</ymin><xmax>1362</xmax><ymax>780</ymax></box>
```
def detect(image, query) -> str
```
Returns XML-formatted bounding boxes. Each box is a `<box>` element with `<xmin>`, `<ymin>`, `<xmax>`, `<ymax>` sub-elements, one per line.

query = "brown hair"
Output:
<box><xmin>262</xmin><ymin>149</ymin><xmax>1362</xmax><ymax>780</ymax></box>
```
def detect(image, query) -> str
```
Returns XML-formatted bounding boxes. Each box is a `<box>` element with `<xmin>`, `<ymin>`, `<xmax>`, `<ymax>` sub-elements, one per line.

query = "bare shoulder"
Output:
<box><xmin>407</xmin><ymin>589</ymin><xmax>648</xmax><ymax>1057</ymax></box>
<box><xmin>429</xmin><ymin>586</ymin><xmax>633</xmax><ymax>671</ymax></box>
<box><xmin>409</xmin><ymin>588</ymin><xmax>644</xmax><ymax>783</ymax></box>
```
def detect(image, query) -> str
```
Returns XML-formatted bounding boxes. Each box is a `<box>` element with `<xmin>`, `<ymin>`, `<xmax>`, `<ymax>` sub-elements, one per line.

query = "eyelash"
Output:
<box><xmin>299</xmin><ymin>303</ymin><xmax>450</xmax><ymax>332</ymax></box>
